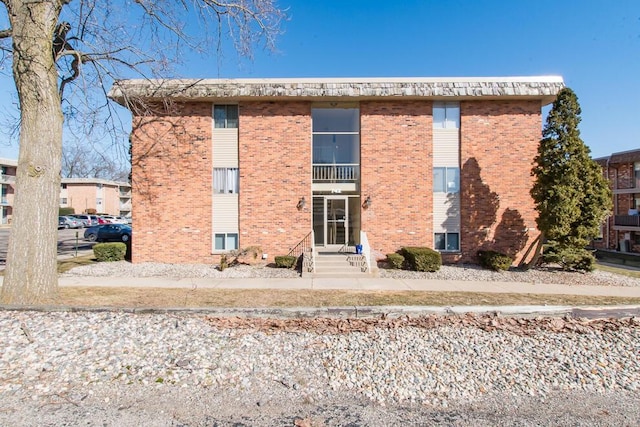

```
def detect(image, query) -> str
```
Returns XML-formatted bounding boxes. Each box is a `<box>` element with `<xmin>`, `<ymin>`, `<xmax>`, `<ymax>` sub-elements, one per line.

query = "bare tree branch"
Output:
<box><xmin>0</xmin><ymin>28</ymin><xmax>10</xmax><ymax>38</ymax></box>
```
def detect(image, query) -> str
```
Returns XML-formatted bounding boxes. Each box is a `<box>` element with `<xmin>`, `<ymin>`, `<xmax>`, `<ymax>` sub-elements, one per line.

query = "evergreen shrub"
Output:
<box><xmin>386</xmin><ymin>253</ymin><xmax>405</xmax><ymax>269</ymax></box>
<box><xmin>477</xmin><ymin>250</ymin><xmax>513</xmax><ymax>271</ymax></box>
<box><xmin>93</xmin><ymin>243</ymin><xmax>126</xmax><ymax>262</ymax></box>
<box><xmin>275</xmin><ymin>255</ymin><xmax>297</xmax><ymax>268</ymax></box>
<box><xmin>400</xmin><ymin>247</ymin><xmax>441</xmax><ymax>272</ymax></box>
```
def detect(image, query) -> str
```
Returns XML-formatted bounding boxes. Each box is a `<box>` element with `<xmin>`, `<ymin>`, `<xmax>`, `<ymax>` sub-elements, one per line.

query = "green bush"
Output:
<box><xmin>386</xmin><ymin>253</ymin><xmax>405</xmax><ymax>269</ymax></box>
<box><xmin>59</xmin><ymin>207</ymin><xmax>75</xmax><ymax>216</ymax></box>
<box><xmin>477</xmin><ymin>250</ymin><xmax>513</xmax><ymax>271</ymax></box>
<box><xmin>542</xmin><ymin>242</ymin><xmax>595</xmax><ymax>272</ymax></box>
<box><xmin>93</xmin><ymin>242</ymin><xmax>127</xmax><ymax>262</ymax></box>
<box><xmin>400</xmin><ymin>247</ymin><xmax>441</xmax><ymax>272</ymax></box>
<box><xmin>274</xmin><ymin>255</ymin><xmax>297</xmax><ymax>268</ymax></box>
<box><xmin>545</xmin><ymin>244</ymin><xmax>594</xmax><ymax>271</ymax></box>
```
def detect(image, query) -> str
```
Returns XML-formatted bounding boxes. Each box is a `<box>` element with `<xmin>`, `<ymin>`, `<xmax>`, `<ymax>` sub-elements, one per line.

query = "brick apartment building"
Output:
<box><xmin>60</xmin><ymin>178</ymin><xmax>132</xmax><ymax>217</ymax></box>
<box><xmin>0</xmin><ymin>157</ymin><xmax>17</xmax><ymax>225</ymax></box>
<box><xmin>593</xmin><ymin>149</ymin><xmax>640</xmax><ymax>253</ymax></box>
<box><xmin>109</xmin><ymin>77</ymin><xmax>564</xmax><ymax>266</ymax></box>
<box><xmin>0</xmin><ymin>157</ymin><xmax>131</xmax><ymax>224</ymax></box>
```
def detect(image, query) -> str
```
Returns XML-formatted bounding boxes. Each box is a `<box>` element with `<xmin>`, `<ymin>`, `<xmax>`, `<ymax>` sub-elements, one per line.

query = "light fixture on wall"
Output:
<box><xmin>296</xmin><ymin>196</ymin><xmax>306</xmax><ymax>211</ymax></box>
<box><xmin>362</xmin><ymin>195</ymin><xmax>372</xmax><ymax>209</ymax></box>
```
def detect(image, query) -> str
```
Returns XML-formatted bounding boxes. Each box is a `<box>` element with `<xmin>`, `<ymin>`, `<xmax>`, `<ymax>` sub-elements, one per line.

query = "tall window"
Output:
<box><xmin>433</xmin><ymin>167</ymin><xmax>460</xmax><ymax>193</ymax></box>
<box><xmin>213</xmin><ymin>168</ymin><xmax>239</xmax><ymax>194</ymax></box>
<box><xmin>214</xmin><ymin>105</ymin><xmax>239</xmax><ymax>128</ymax></box>
<box><xmin>312</xmin><ymin>108</ymin><xmax>360</xmax><ymax>165</ymax></box>
<box><xmin>433</xmin><ymin>102</ymin><xmax>460</xmax><ymax>129</ymax></box>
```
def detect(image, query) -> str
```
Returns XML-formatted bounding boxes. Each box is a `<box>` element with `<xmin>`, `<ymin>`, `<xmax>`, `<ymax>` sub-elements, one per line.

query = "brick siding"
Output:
<box><xmin>130</xmin><ymin>99</ymin><xmax>544</xmax><ymax>265</ymax></box>
<box><xmin>238</xmin><ymin>102</ymin><xmax>312</xmax><ymax>258</ymax></box>
<box><xmin>460</xmin><ymin>101</ymin><xmax>542</xmax><ymax>265</ymax></box>
<box><xmin>131</xmin><ymin>102</ymin><xmax>213</xmax><ymax>263</ymax></box>
<box><xmin>360</xmin><ymin>101</ymin><xmax>432</xmax><ymax>259</ymax></box>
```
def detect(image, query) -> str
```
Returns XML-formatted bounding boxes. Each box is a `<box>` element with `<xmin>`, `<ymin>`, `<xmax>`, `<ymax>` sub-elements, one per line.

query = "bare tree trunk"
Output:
<box><xmin>1</xmin><ymin>0</ymin><xmax>63</xmax><ymax>304</ymax></box>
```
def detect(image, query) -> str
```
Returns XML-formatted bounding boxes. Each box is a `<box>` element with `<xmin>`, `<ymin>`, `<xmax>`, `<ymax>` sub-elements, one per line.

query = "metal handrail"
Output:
<box><xmin>360</xmin><ymin>230</ymin><xmax>372</xmax><ymax>273</ymax></box>
<box><xmin>288</xmin><ymin>231</ymin><xmax>315</xmax><ymax>273</ymax></box>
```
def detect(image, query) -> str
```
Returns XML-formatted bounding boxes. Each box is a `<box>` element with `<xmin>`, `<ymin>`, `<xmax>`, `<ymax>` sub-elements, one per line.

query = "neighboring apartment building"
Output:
<box><xmin>0</xmin><ymin>157</ymin><xmax>17</xmax><ymax>225</ymax></box>
<box><xmin>0</xmin><ymin>158</ymin><xmax>131</xmax><ymax>223</ymax></box>
<box><xmin>60</xmin><ymin>178</ymin><xmax>132</xmax><ymax>217</ymax></box>
<box><xmin>593</xmin><ymin>149</ymin><xmax>640</xmax><ymax>253</ymax></box>
<box><xmin>109</xmin><ymin>77</ymin><xmax>564</xmax><ymax>265</ymax></box>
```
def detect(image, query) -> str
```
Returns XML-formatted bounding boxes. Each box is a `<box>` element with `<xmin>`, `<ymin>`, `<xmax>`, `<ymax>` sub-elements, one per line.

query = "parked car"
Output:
<box><xmin>117</xmin><ymin>216</ymin><xmax>132</xmax><ymax>224</ymax></box>
<box><xmin>102</xmin><ymin>215</ymin><xmax>128</xmax><ymax>224</ymax></box>
<box><xmin>84</xmin><ymin>224</ymin><xmax>103</xmax><ymax>241</ymax></box>
<box><xmin>69</xmin><ymin>214</ymin><xmax>93</xmax><ymax>227</ymax></box>
<box><xmin>58</xmin><ymin>216</ymin><xmax>81</xmax><ymax>229</ymax></box>
<box><xmin>96</xmin><ymin>224</ymin><xmax>131</xmax><ymax>243</ymax></box>
<box><xmin>96</xmin><ymin>216</ymin><xmax>110</xmax><ymax>224</ymax></box>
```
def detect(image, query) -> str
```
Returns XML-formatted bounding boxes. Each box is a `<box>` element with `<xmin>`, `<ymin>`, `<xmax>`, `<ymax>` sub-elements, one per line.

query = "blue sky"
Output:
<box><xmin>1</xmin><ymin>0</ymin><xmax>639</xmax><ymax>160</ymax></box>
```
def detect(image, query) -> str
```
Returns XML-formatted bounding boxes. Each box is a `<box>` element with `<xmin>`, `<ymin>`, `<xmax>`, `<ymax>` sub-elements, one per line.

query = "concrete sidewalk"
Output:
<box><xmin>53</xmin><ymin>275</ymin><xmax>640</xmax><ymax>298</ymax></box>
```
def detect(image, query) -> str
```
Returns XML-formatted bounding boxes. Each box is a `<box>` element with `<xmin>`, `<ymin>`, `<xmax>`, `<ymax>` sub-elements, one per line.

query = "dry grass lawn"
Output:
<box><xmin>54</xmin><ymin>287</ymin><xmax>640</xmax><ymax>309</ymax></box>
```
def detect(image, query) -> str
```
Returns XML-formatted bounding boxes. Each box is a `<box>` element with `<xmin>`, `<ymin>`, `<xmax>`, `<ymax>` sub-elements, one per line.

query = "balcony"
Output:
<box><xmin>312</xmin><ymin>164</ymin><xmax>359</xmax><ymax>183</ymax></box>
<box><xmin>613</xmin><ymin>178</ymin><xmax>640</xmax><ymax>194</ymax></box>
<box><xmin>614</xmin><ymin>215</ymin><xmax>640</xmax><ymax>228</ymax></box>
<box><xmin>1</xmin><ymin>197</ymin><xmax>9</xmax><ymax>206</ymax></box>
<box><xmin>0</xmin><ymin>174</ymin><xmax>16</xmax><ymax>184</ymax></box>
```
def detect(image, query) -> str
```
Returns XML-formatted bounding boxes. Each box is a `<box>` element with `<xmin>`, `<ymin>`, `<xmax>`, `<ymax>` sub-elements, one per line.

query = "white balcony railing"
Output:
<box><xmin>313</xmin><ymin>164</ymin><xmax>359</xmax><ymax>182</ymax></box>
<box><xmin>0</xmin><ymin>174</ymin><xmax>16</xmax><ymax>184</ymax></box>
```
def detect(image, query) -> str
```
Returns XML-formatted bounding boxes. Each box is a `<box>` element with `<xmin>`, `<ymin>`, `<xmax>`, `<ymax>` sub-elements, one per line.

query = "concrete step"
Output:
<box><xmin>311</xmin><ymin>252</ymin><xmax>371</xmax><ymax>277</ymax></box>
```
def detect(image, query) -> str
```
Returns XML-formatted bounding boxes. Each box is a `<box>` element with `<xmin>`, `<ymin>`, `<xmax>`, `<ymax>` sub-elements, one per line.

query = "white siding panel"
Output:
<box><xmin>212</xmin><ymin>194</ymin><xmax>239</xmax><ymax>231</ymax></box>
<box><xmin>213</xmin><ymin>129</ymin><xmax>239</xmax><ymax>167</ymax></box>
<box><xmin>432</xmin><ymin>193</ymin><xmax>460</xmax><ymax>232</ymax></box>
<box><xmin>432</xmin><ymin>128</ymin><xmax>459</xmax><ymax>167</ymax></box>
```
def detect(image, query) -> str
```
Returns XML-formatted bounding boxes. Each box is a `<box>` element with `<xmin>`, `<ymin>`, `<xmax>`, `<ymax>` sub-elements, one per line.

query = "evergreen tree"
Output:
<box><xmin>530</xmin><ymin>88</ymin><xmax>612</xmax><ymax>270</ymax></box>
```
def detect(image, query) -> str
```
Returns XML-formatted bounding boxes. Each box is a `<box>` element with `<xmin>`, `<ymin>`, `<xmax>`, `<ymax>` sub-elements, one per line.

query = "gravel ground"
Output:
<box><xmin>62</xmin><ymin>260</ymin><xmax>640</xmax><ymax>288</ymax></box>
<box><xmin>1</xmin><ymin>311</ymin><xmax>639</xmax><ymax>426</ymax></box>
<box><xmin>3</xmin><ymin>261</ymin><xmax>637</xmax><ymax>425</ymax></box>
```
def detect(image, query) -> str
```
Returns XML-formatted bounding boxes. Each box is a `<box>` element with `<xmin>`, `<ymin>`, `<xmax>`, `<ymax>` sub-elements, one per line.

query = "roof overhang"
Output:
<box><xmin>109</xmin><ymin>76</ymin><xmax>565</xmax><ymax>108</ymax></box>
<box><xmin>599</xmin><ymin>149</ymin><xmax>640</xmax><ymax>166</ymax></box>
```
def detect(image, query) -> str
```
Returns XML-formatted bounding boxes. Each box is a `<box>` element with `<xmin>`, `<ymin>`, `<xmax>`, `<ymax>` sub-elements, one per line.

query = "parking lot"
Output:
<box><xmin>0</xmin><ymin>227</ymin><xmax>95</xmax><ymax>267</ymax></box>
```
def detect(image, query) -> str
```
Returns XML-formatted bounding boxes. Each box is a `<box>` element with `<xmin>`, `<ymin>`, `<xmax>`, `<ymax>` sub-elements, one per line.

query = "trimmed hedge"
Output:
<box><xmin>59</xmin><ymin>207</ymin><xmax>75</xmax><ymax>216</ymax></box>
<box><xmin>400</xmin><ymin>247</ymin><xmax>441</xmax><ymax>272</ymax></box>
<box><xmin>386</xmin><ymin>253</ymin><xmax>405</xmax><ymax>269</ymax></box>
<box><xmin>274</xmin><ymin>255</ymin><xmax>297</xmax><ymax>268</ymax></box>
<box><xmin>93</xmin><ymin>242</ymin><xmax>127</xmax><ymax>262</ymax></box>
<box><xmin>478</xmin><ymin>250</ymin><xmax>513</xmax><ymax>271</ymax></box>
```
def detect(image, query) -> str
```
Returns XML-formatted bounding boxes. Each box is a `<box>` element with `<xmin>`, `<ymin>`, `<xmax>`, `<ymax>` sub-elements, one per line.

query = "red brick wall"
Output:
<box><xmin>238</xmin><ymin>102</ymin><xmax>312</xmax><ymax>258</ymax></box>
<box><xmin>130</xmin><ymin>98</ymin><xmax>545</xmax><ymax>265</ymax></box>
<box><xmin>131</xmin><ymin>102</ymin><xmax>213</xmax><ymax>263</ymax></box>
<box><xmin>360</xmin><ymin>101</ymin><xmax>432</xmax><ymax>259</ymax></box>
<box><xmin>460</xmin><ymin>101</ymin><xmax>542</xmax><ymax>265</ymax></box>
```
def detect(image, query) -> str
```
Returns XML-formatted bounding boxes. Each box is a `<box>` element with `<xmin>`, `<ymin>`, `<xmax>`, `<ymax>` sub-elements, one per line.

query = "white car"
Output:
<box><xmin>100</xmin><ymin>215</ymin><xmax>128</xmax><ymax>224</ymax></box>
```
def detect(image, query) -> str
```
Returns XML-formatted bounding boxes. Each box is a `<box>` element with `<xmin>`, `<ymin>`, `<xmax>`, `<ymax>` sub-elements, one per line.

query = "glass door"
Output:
<box><xmin>313</xmin><ymin>196</ymin><xmax>350</xmax><ymax>247</ymax></box>
<box><xmin>326</xmin><ymin>198</ymin><xmax>346</xmax><ymax>245</ymax></box>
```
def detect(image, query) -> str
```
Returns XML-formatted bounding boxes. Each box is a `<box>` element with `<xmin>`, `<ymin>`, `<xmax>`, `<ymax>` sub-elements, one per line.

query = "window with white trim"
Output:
<box><xmin>433</xmin><ymin>102</ymin><xmax>460</xmax><ymax>129</ymax></box>
<box><xmin>434</xmin><ymin>232</ymin><xmax>460</xmax><ymax>251</ymax></box>
<box><xmin>214</xmin><ymin>233</ymin><xmax>238</xmax><ymax>251</ymax></box>
<box><xmin>433</xmin><ymin>167</ymin><xmax>459</xmax><ymax>193</ymax></box>
<box><xmin>213</xmin><ymin>168</ymin><xmax>239</xmax><ymax>194</ymax></box>
<box><xmin>214</xmin><ymin>105</ymin><xmax>239</xmax><ymax>128</ymax></box>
